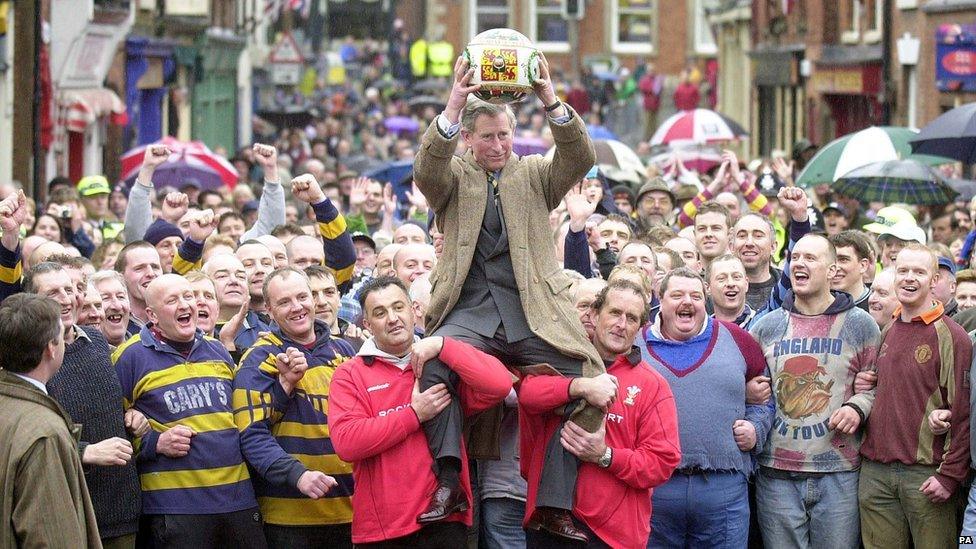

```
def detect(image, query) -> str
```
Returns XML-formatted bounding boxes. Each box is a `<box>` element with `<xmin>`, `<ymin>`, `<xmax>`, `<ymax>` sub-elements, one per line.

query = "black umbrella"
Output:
<box><xmin>909</xmin><ymin>102</ymin><xmax>976</xmax><ymax>163</ymax></box>
<box><xmin>256</xmin><ymin>106</ymin><xmax>315</xmax><ymax>130</ymax></box>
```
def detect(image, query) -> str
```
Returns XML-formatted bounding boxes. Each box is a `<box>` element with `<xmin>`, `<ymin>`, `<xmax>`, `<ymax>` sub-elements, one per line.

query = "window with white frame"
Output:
<box><xmin>470</xmin><ymin>0</ymin><xmax>511</xmax><ymax>40</ymax></box>
<box><xmin>612</xmin><ymin>0</ymin><xmax>656</xmax><ymax>54</ymax></box>
<box><xmin>863</xmin><ymin>0</ymin><xmax>882</xmax><ymax>42</ymax></box>
<box><xmin>531</xmin><ymin>0</ymin><xmax>569</xmax><ymax>51</ymax></box>
<box><xmin>693</xmin><ymin>0</ymin><xmax>717</xmax><ymax>55</ymax></box>
<box><xmin>842</xmin><ymin>0</ymin><xmax>860</xmax><ymax>43</ymax></box>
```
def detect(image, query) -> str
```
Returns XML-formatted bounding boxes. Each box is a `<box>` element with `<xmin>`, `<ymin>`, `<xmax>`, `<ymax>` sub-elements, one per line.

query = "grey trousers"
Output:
<box><xmin>421</xmin><ymin>323</ymin><xmax>582</xmax><ymax>512</ymax></box>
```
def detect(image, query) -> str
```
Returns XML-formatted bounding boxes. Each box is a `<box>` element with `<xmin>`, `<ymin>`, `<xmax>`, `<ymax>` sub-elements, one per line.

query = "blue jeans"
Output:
<box><xmin>964</xmin><ymin>481</ymin><xmax>976</xmax><ymax>542</ymax></box>
<box><xmin>480</xmin><ymin>497</ymin><xmax>526</xmax><ymax>549</ymax></box>
<box><xmin>648</xmin><ymin>470</ymin><xmax>749</xmax><ymax>549</ymax></box>
<box><xmin>757</xmin><ymin>468</ymin><xmax>859</xmax><ymax>549</ymax></box>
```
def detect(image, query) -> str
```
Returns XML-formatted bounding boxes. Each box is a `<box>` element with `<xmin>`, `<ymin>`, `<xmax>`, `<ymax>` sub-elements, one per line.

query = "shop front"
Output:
<box><xmin>812</xmin><ymin>62</ymin><xmax>883</xmax><ymax>140</ymax></box>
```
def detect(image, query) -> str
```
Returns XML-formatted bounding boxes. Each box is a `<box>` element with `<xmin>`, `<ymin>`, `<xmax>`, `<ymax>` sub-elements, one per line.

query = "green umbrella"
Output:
<box><xmin>795</xmin><ymin>126</ymin><xmax>952</xmax><ymax>188</ymax></box>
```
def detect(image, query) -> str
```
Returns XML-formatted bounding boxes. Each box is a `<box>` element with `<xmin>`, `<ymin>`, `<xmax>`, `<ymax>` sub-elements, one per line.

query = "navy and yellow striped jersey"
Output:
<box><xmin>172</xmin><ymin>237</ymin><xmax>204</xmax><ymax>275</ymax></box>
<box><xmin>233</xmin><ymin>320</ymin><xmax>355</xmax><ymax>526</ymax></box>
<box><xmin>0</xmin><ymin>241</ymin><xmax>22</xmax><ymax>302</ymax></box>
<box><xmin>112</xmin><ymin>325</ymin><xmax>256</xmax><ymax>515</ymax></box>
<box><xmin>313</xmin><ymin>199</ymin><xmax>356</xmax><ymax>294</ymax></box>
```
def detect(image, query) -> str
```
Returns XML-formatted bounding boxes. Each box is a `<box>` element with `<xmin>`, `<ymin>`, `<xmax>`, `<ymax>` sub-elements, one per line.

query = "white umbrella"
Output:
<box><xmin>832</xmin><ymin>126</ymin><xmax>899</xmax><ymax>181</ymax></box>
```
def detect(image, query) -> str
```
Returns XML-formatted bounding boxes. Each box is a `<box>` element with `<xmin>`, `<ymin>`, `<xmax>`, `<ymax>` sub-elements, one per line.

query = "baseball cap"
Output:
<box><xmin>77</xmin><ymin>175</ymin><xmax>111</xmax><ymax>197</ymax></box>
<box><xmin>351</xmin><ymin>231</ymin><xmax>376</xmax><ymax>250</ymax></box>
<box><xmin>241</xmin><ymin>200</ymin><xmax>260</xmax><ymax>215</ymax></box>
<box><xmin>938</xmin><ymin>256</ymin><xmax>957</xmax><ymax>276</ymax></box>
<box><xmin>864</xmin><ymin>206</ymin><xmax>927</xmax><ymax>244</ymax></box>
<box><xmin>822</xmin><ymin>202</ymin><xmax>848</xmax><ymax>217</ymax></box>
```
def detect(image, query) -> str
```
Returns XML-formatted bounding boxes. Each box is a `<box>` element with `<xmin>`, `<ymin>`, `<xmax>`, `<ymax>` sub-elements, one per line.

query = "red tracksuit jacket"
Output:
<box><xmin>329</xmin><ymin>337</ymin><xmax>513</xmax><ymax>544</ymax></box>
<box><xmin>519</xmin><ymin>348</ymin><xmax>681</xmax><ymax>549</ymax></box>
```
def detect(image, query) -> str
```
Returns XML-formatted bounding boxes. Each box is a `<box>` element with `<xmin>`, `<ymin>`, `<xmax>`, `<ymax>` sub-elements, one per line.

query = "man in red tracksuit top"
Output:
<box><xmin>330</xmin><ymin>276</ymin><xmax>513</xmax><ymax>547</ymax></box>
<box><xmin>519</xmin><ymin>280</ymin><xmax>682</xmax><ymax>548</ymax></box>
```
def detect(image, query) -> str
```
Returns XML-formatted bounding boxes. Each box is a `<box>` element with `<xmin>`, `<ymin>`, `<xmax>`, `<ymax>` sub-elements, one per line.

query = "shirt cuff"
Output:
<box><xmin>437</xmin><ymin>114</ymin><xmax>461</xmax><ymax>138</ymax></box>
<box><xmin>549</xmin><ymin>113</ymin><xmax>572</xmax><ymax>125</ymax></box>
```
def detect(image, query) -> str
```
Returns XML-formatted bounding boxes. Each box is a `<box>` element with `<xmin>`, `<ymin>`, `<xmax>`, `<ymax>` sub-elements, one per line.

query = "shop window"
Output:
<box><xmin>693</xmin><ymin>0</ymin><xmax>716</xmax><ymax>56</ymax></box>
<box><xmin>530</xmin><ymin>0</ymin><xmax>569</xmax><ymax>52</ymax></box>
<box><xmin>470</xmin><ymin>0</ymin><xmax>511</xmax><ymax>40</ymax></box>
<box><xmin>612</xmin><ymin>0</ymin><xmax>656</xmax><ymax>54</ymax></box>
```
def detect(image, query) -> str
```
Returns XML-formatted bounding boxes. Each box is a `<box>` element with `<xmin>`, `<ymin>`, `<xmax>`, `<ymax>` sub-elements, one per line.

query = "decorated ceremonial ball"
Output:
<box><xmin>463</xmin><ymin>28</ymin><xmax>540</xmax><ymax>104</ymax></box>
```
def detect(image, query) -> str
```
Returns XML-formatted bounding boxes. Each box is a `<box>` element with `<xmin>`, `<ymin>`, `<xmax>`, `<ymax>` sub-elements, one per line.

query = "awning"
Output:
<box><xmin>59</xmin><ymin>88</ymin><xmax>128</xmax><ymax>133</ymax></box>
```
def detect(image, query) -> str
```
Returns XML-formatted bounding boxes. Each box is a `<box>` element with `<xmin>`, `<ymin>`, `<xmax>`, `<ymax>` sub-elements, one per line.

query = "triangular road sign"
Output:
<box><xmin>269</xmin><ymin>32</ymin><xmax>304</xmax><ymax>64</ymax></box>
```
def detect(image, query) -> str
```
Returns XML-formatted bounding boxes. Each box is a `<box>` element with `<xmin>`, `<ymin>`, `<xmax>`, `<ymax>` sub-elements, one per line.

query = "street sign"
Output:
<box><xmin>269</xmin><ymin>33</ymin><xmax>304</xmax><ymax>64</ymax></box>
<box><xmin>271</xmin><ymin>63</ymin><xmax>303</xmax><ymax>85</ymax></box>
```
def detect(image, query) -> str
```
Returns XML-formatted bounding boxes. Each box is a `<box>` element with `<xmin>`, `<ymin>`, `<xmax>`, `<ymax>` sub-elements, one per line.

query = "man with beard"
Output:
<box><xmin>112</xmin><ymin>274</ymin><xmax>265</xmax><ymax>548</ymax></box>
<box><xmin>234</xmin><ymin>267</ymin><xmax>356</xmax><ymax>547</ymax></box>
<box><xmin>634</xmin><ymin>178</ymin><xmax>675</xmax><ymax>230</ymax></box>
<box><xmin>638</xmin><ymin>268</ymin><xmax>771</xmax><ymax>547</ymax></box>
<box><xmin>329</xmin><ymin>276</ymin><xmax>512</xmax><ymax>547</ymax></box>
<box><xmin>859</xmin><ymin>244</ymin><xmax>972</xmax><ymax>549</ymax></box>
<box><xmin>828</xmin><ymin>231</ymin><xmax>874</xmax><ymax>311</ymax></box>
<box><xmin>414</xmin><ymin>55</ymin><xmax>604</xmax><ymax>540</ymax></box>
<box><xmin>22</xmin><ymin>262</ymin><xmax>143</xmax><ymax>547</ymax></box>
<box><xmin>519</xmin><ymin>280</ymin><xmax>681</xmax><ymax>547</ymax></box>
<box><xmin>92</xmin><ymin>270</ymin><xmax>133</xmax><ymax>348</ymax></box>
<box><xmin>750</xmin><ymin>234</ymin><xmax>880</xmax><ymax>548</ymax></box>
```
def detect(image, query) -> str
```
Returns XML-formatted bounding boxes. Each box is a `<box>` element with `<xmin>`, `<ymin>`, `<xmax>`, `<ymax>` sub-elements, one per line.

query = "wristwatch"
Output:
<box><xmin>598</xmin><ymin>447</ymin><xmax>612</xmax><ymax>468</ymax></box>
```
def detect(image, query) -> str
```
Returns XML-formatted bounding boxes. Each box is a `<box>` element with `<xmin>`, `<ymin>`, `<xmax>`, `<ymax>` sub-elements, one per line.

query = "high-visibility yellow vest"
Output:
<box><xmin>410</xmin><ymin>39</ymin><xmax>428</xmax><ymax>78</ymax></box>
<box><xmin>427</xmin><ymin>41</ymin><xmax>454</xmax><ymax>77</ymax></box>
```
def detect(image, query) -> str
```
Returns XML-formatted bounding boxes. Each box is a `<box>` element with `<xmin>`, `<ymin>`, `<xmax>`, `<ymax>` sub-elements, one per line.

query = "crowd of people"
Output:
<box><xmin>1</xmin><ymin>50</ymin><xmax>975</xmax><ymax>549</ymax></box>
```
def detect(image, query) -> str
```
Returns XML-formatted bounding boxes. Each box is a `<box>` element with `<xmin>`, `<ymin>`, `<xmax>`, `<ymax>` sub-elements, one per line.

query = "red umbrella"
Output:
<box><xmin>120</xmin><ymin>136</ymin><xmax>238</xmax><ymax>188</ymax></box>
<box><xmin>650</xmin><ymin>109</ymin><xmax>748</xmax><ymax>146</ymax></box>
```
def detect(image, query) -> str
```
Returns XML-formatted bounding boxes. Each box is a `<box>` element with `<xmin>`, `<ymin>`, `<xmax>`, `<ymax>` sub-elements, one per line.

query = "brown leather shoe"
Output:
<box><xmin>416</xmin><ymin>482</ymin><xmax>469</xmax><ymax>524</ymax></box>
<box><xmin>527</xmin><ymin>507</ymin><xmax>588</xmax><ymax>543</ymax></box>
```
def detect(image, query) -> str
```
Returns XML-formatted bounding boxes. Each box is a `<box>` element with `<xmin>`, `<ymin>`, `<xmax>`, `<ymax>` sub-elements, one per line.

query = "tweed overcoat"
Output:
<box><xmin>414</xmin><ymin>106</ymin><xmax>604</xmax><ymax>378</ymax></box>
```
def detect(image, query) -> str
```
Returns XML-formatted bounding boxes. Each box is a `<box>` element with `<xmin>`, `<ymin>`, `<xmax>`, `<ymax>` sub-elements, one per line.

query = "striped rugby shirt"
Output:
<box><xmin>233</xmin><ymin>320</ymin><xmax>355</xmax><ymax>526</ymax></box>
<box><xmin>112</xmin><ymin>326</ymin><xmax>256</xmax><ymax>515</ymax></box>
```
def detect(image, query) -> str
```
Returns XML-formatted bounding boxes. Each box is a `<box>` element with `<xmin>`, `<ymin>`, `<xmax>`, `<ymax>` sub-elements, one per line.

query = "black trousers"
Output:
<box><xmin>421</xmin><ymin>323</ymin><xmax>582</xmax><ymax>512</ymax></box>
<box><xmin>146</xmin><ymin>507</ymin><xmax>267</xmax><ymax>549</ymax></box>
<box><xmin>355</xmin><ymin>522</ymin><xmax>467</xmax><ymax>548</ymax></box>
<box><xmin>264</xmin><ymin>522</ymin><xmax>353</xmax><ymax>549</ymax></box>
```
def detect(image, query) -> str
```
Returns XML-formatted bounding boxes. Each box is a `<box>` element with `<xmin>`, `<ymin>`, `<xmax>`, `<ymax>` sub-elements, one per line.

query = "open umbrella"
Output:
<box><xmin>256</xmin><ymin>106</ymin><xmax>315</xmax><ymax>130</ymax></box>
<box><xmin>650</xmin><ymin>108</ymin><xmax>748</xmax><ymax>146</ymax></box>
<box><xmin>120</xmin><ymin>136</ymin><xmax>238</xmax><ymax>188</ymax></box>
<box><xmin>796</xmin><ymin>126</ymin><xmax>953</xmax><ymax>188</ymax></box>
<box><xmin>832</xmin><ymin>159</ymin><xmax>958</xmax><ymax>205</ymax></box>
<box><xmin>547</xmin><ymin>139</ymin><xmax>644</xmax><ymax>175</ymax></box>
<box><xmin>948</xmin><ymin>178</ymin><xmax>976</xmax><ymax>202</ymax></box>
<box><xmin>909</xmin><ymin>102</ymin><xmax>976</xmax><ymax>163</ymax></box>
<box><xmin>384</xmin><ymin>116</ymin><xmax>420</xmax><ymax>135</ymax></box>
<box><xmin>513</xmin><ymin>136</ymin><xmax>550</xmax><ymax>157</ymax></box>
<box><xmin>407</xmin><ymin>95</ymin><xmax>446</xmax><ymax>114</ymax></box>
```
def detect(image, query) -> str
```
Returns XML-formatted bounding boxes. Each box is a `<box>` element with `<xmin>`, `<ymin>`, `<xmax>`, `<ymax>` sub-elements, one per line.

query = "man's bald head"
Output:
<box><xmin>393</xmin><ymin>243</ymin><xmax>436</xmax><ymax>286</ymax></box>
<box><xmin>22</xmin><ymin>235</ymin><xmax>51</xmax><ymax>267</ymax></box>
<box><xmin>286</xmin><ymin>235</ymin><xmax>326</xmax><ymax>270</ymax></box>
<box><xmin>28</xmin><ymin>240</ymin><xmax>68</xmax><ymax>269</ymax></box>
<box><xmin>144</xmin><ymin>273</ymin><xmax>190</xmax><ymax>309</ymax></box>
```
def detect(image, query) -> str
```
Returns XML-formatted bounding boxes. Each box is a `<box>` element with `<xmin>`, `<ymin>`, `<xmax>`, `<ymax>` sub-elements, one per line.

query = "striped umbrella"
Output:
<box><xmin>120</xmin><ymin>136</ymin><xmax>238</xmax><ymax>188</ymax></box>
<box><xmin>650</xmin><ymin>108</ymin><xmax>748</xmax><ymax>146</ymax></box>
<box><xmin>832</xmin><ymin>159</ymin><xmax>958</xmax><ymax>205</ymax></box>
<box><xmin>795</xmin><ymin>126</ymin><xmax>952</xmax><ymax>188</ymax></box>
